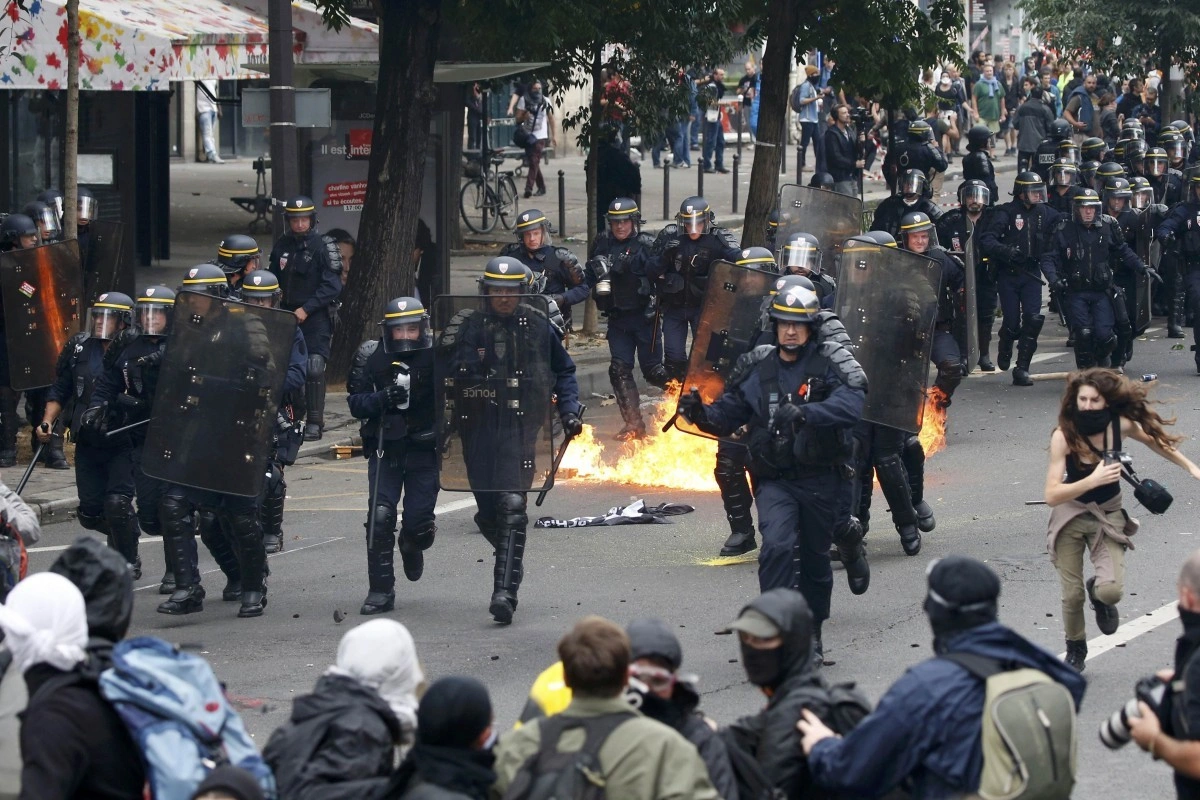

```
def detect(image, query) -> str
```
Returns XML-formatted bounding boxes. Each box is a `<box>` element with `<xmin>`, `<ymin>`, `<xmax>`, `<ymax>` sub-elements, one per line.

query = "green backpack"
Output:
<box><xmin>944</xmin><ymin>653</ymin><xmax>1077</xmax><ymax>800</ymax></box>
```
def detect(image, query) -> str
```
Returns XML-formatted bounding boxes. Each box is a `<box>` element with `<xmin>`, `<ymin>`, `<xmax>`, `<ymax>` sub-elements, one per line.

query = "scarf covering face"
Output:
<box><xmin>327</xmin><ymin>618</ymin><xmax>423</xmax><ymax>739</ymax></box>
<box><xmin>0</xmin><ymin>572</ymin><xmax>88</xmax><ymax>673</ymax></box>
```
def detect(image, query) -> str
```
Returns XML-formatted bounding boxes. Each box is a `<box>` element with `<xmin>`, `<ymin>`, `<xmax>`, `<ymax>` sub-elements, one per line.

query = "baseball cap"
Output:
<box><xmin>723</xmin><ymin>608</ymin><xmax>781</xmax><ymax>638</ymax></box>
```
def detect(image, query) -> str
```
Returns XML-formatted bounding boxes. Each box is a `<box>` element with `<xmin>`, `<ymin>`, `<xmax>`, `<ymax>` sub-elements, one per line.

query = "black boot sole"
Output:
<box><xmin>899</xmin><ymin>530</ymin><xmax>922</xmax><ymax>556</ymax></box>
<box><xmin>237</xmin><ymin>595</ymin><xmax>268</xmax><ymax>618</ymax></box>
<box><xmin>719</xmin><ymin>540</ymin><xmax>757</xmax><ymax>557</ymax></box>
<box><xmin>400</xmin><ymin>551</ymin><xmax>424</xmax><ymax>582</ymax></box>
<box><xmin>490</xmin><ymin>596</ymin><xmax>516</xmax><ymax>624</ymax></box>
<box><xmin>1087</xmin><ymin>577</ymin><xmax>1120</xmax><ymax>635</ymax></box>
<box><xmin>359</xmin><ymin>594</ymin><xmax>396</xmax><ymax>615</ymax></box>
<box><xmin>157</xmin><ymin>595</ymin><xmax>204</xmax><ymax>615</ymax></box>
<box><xmin>263</xmin><ymin>536</ymin><xmax>283</xmax><ymax>554</ymax></box>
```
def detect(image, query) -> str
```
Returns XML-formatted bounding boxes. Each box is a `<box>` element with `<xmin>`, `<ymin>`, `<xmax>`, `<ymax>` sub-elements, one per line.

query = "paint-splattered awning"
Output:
<box><xmin>0</xmin><ymin>0</ymin><xmax>378</xmax><ymax>91</ymax></box>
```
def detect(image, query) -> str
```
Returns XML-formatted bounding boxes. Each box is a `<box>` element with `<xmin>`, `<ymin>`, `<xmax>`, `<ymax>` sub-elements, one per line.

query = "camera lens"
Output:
<box><xmin>1098</xmin><ymin>699</ymin><xmax>1141</xmax><ymax>749</ymax></box>
<box><xmin>596</xmin><ymin>279</ymin><xmax>612</xmax><ymax>296</ymax></box>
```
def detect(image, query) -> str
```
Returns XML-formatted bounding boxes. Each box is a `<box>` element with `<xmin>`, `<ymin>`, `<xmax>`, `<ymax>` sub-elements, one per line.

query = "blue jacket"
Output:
<box><xmin>808</xmin><ymin>622</ymin><xmax>1087</xmax><ymax>799</ymax></box>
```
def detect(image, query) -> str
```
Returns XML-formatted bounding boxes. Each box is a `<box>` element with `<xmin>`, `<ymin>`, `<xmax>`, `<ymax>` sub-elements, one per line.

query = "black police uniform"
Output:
<box><xmin>919</xmin><ymin>246</ymin><xmax>966</xmax><ymax>402</ymax></box>
<box><xmin>589</xmin><ymin>229</ymin><xmax>666</xmax><ymax>437</ymax></box>
<box><xmin>260</xmin><ymin>327</ymin><xmax>308</xmax><ymax>555</ymax></box>
<box><xmin>46</xmin><ymin>332</ymin><xmax>140</xmax><ymax>569</ymax></box>
<box><xmin>1149</xmin><ymin>172</ymin><xmax>1184</xmax><ymax>206</ymax></box>
<box><xmin>647</xmin><ymin>226</ymin><xmax>742</xmax><ymax>379</ymax></box>
<box><xmin>898</xmin><ymin>137</ymin><xmax>948</xmax><ymax>197</ymax></box>
<box><xmin>691</xmin><ymin>341</ymin><xmax>865</xmax><ymax>623</ymax></box>
<box><xmin>346</xmin><ymin>337</ymin><xmax>438</xmax><ymax>613</ymax></box>
<box><xmin>498</xmin><ymin>241</ymin><xmax>589</xmax><ymax>328</ymax></box>
<box><xmin>1156</xmin><ymin>193</ymin><xmax>1200</xmax><ymax>370</ymax></box>
<box><xmin>961</xmin><ymin>150</ymin><xmax>998</xmax><ymax>203</ymax></box>
<box><xmin>871</xmin><ymin>196</ymin><xmax>943</xmax><ymax>240</ymax></box>
<box><xmin>1033</xmin><ymin>136</ymin><xmax>1067</xmax><ymax>181</ymax></box>
<box><xmin>269</xmin><ymin>225</ymin><xmax>343</xmax><ymax>437</ymax></box>
<box><xmin>1048</xmin><ymin>185</ymin><xmax>1082</xmax><ymax>216</ymax></box>
<box><xmin>938</xmin><ymin>205</ymin><xmax>999</xmax><ymax>368</ymax></box>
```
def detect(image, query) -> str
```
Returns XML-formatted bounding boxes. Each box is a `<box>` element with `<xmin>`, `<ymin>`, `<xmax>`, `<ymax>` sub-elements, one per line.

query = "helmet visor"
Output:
<box><xmin>900</xmin><ymin>172</ymin><xmax>925</xmax><ymax>197</ymax></box>
<box><xmin>1021</xmin><ymin>185</ymin><xmax>1047</xmax><ymax>205</ymax></box>
<box><xmin>383</xmin><ymin>317</ymin><xmax>433</xmax><ymax>353</ymax></box>
<box><xmin>1131</xmin><ymin>187</ymin><xmax>1153</xmax><ymax>210</ymax></box>
<box><xmin>136</xmin><ymin>303</ymin><xmax>173</xmax><ymax>336</ymax></box>
<box><xmin>1057</xmin><ymin>144</ymin><xmax>1080</xmax><ymax>164</ymax></box>
<box><xmin>1073</xmin><ymin>200</ymin><xmax>1102</xmax><ymax>224</ymax></box>
<box><xmin>961</xmin><ymin>184</ymin><xmax>990</xmax><ymax>208</ymax></box>
<box><xmin>1147</xmin><ymin>158</ymin><xmax>1167</xmax><ymax>177</ymax></box>
<box><xmin>678</xmin><ymin>213</ymin><xmax>708</xmax><ymax>235</ymax></box>
<box><xmin>87</xmin><ymin>307</ymin><xmax>127</xmax><ymax>340</ymax></box>
<box><xmin>1049</xmin><ymin>166</ymin><xmax>1076</xmax><ymax>187</ymax></box>
<box><xmin>31</xmin><ymin>207</ymin><xmax>61</xmax><ymax>240</ymax></box>
<box><xmin>77</xmin><ymin>193</ymin><xmax>97</xmax><ymax>222</ymax></box>
<box><xmin>1166</xmin><ymin>140</ymin><xmax>1186</xmax><ymax>160</ymax></box>
<box><xmin>241</xmin><ymin>290</ymin><xmax>279</xmax><ymax>308</ymax></box>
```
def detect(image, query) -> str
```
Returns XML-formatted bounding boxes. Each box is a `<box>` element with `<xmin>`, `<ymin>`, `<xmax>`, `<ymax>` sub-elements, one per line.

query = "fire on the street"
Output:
<box><xmin>919</xmin><ymin>387</ymin><xmax>949</xmax><ymax>457</ymax></box>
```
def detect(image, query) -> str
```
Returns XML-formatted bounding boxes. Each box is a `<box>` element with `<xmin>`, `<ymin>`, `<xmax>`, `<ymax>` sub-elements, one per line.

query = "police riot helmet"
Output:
<box><xmin>381</xmin><ymin>296</ymin><xmax>432</xmax><ymax>353</ymax></box>
<box><xmin>1144</xmin><ymin>147</ymin><xmax>1168</xmax><ymax>177</ymax></box>
<box><xmin>1102</xmin><ymin>176</ymin><xmax>1132</xmax><ymax>213</ymax></box>
<box><xmin>768</xmin><ymin>282</ymin><xmax>820</xmax><ymax>324</ymax></box>
<box><xmin>899</xmin><ymin>169</ymin><xmax>927</xmax><ymax>203</ymax></box>
<box><xmin>676</xmin><ymin>196</ymin><xmax>713</xmax><ymax>236</ymax></box>
<box><xmin>87</xmin><ymin>291</ymin><xmax>134</xmax><ymax>340</ymax></box>
<box><xmin>37</xmin><ymin>189</ymin><xmax>64</xmax><ymax>221</ymax></box>
<box><xmin>1160</xmin><ymin>130</ymin><xmax>1186</xmax><ymax>162</ymax></box>
<box><xmin>1097</xmin><ymin>161</ymin><xmax>1126</xmax><ymax>182</ymax></box>
<box><xmin>1012</xmin><ymin>171</ymin><xmax>1047</xmax><ymax>205</ymax></box>
<box><xmin>1171</xmin><ymin>119</ymin><xmax>1195</xmax><ymax>148</ymax></box>
<box><xmin>1050</xmin><ymin>119</ymin><xmax>1073</xmax><ymax>141</ymax></box>
<box><xmin>766</xmin><ymin>208</ymin><xmax>781</xmax><ymax>245</ymax></box>
<box><xmin>23</xmin><ymin>201</ymin><xmax>61</xmax><ymax>243</ymax></box>
<box><xmin>1121</xmin><ymin>120</ymin><xmax>1145</xmax><ymax>141</ymax></box>
<box><xmin>770</xmin><ymin>273</ymin><xmax>816</xmax><ymax>297</ymax></box>
<box><xmin>1049</xmin><ymin>162</ymin><xmax>1079</xmax><ymax>188</ymax></box>
<box><xmin>735</xmin><ymin>246</ymin><xmax>778</xmax><ymax>273</ymax></box>
<box><xmin>966</xmin><ymin>125</ymin><xmax>991</xmax><ymax>152</ymax></box>
<box><xmin>514</xmin><ymin>208</ymin><xmax>552</xmax><ymax>246</ymax></box>
<box><xmin>76</xmin><ymin>187</ymin><xmax>97</xmax><ymax>225</ymax></box>
<box><xmin>780</xmin><ymin>233</ymin><xmax>822</xmax><ymax>276</ymax></box>
<box><xmin>180</xmin><ymin>263</ymin><xmax>231</xmax><ymax>298</ymax></box>
<box><xmin>135</xmin><ymin>285</ymin><xmax>176</xmax><ymax>336</ymax></box>
<box><xmin>1080</xmin><ymin>160</ymin><xmax>1101</xmax><ymax>189</ymax></box>
<box><xmin>606</xmin><ymin>197</ymin><xmax>641</xmax><ymax>237</ymax></box>
<box><xmin>861</xmin><ymin>230</ymin><xmax>898</xmax><ymax>247</ymax></box>
<box><xmin>899</xmin><ymin>211</ymin><xmax>938</xmax><ymax>252</ymax></box>
<box><xmin>1072</xmin><ymin>188</ymin><xmax>1103</xmax><ymax>225</ymax></box>
<box><xmin>908</xmin><ymin>119</ymin><xmax>935</xmax><ymax>142</ymax></box>
<box><xmin>1081</xmin><ymin>137</ymin><xmax>1107</xmax><ymax>162</ymax></box>
<box><xmin>959</xmin><ymin>179</ymin><xmax>990</xmax><ymax>210</ymax></box>
<box><xmin>1056</xmin><ymin>141</ymin><xmax>1080</xmax><ymax>166</ymax></box>
<box><xmin>1129</xmin><ymin>177</ymin><xmax>1155</xmax><ymax>211</ymax></box>
<box><xmin>282</xmin><ymin>195</ymin><xmax>318</xmax><ymax>230</ymax></box>
<box><xmin>1125</xmin><ymin>138</ymin><xmax>1149</xmax><ymax>167</ymax></box>
<box><xmin>1189</xmin><ymin>172</ymin><xmax>1200</xmax><ymax>204</ymax></box>
<box><xmin>0</xmin><ymin>214</ymin><xmax>39</xmax><ymax>250</ymax></box>
<box><xmin>1113</xmin><ymin>138</ymin><xmax>1130</xmax><ymax>164</ymax></box>
<box><xmin>808</xmin><ymin>172</ymin><xmax>835</xmax><ymax>190</ymax></box>
<box><xmin>239</xmin><ymin>270</ymin><xmax>282</xmax><ymax>308</ymax></box>
<box><xmin>216</xmin><ymin>234</ymin><xmax>262</xmax><ymax>279</ymax></box>
<box><xmin>480</xmin><ymin>256</ymin><xmax>529</xmax><ymax>291</ymax></box>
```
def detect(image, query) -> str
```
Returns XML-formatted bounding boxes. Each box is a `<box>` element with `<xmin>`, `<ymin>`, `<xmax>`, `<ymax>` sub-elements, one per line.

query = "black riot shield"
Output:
<box><xmin>775</xmin><ymin>184</ymin><xmax>863</xmax><ymax>281</ymax></box>
<box><xmin>141</xmin><ymin>292</ymin><xmax>297</xmax><ymax>497</ymax></box>
<box><xmin>0</xmin><ymin>241</ymin><xmax>84</xmax><ymax>390</ymax></box>
<box><xmin>835</xmin><ymin>240</ymin><xmax>942</xmax><ymax>433</ymax></box>
<box><xmin>958</xmin><ymin>234</ymin><xmax>980</xmax><ymax>370</ymax></box>
<box><xmin>82</xmin><ymin>220</ymin><xmax>130</xmax><ymax>305</ymax></box>
<box><xmin>672</xmin><ymin>261</ymin><xmax>777</xmax><ymax>439</ymax></box>
<box><xmin>1134</xmin><ymin>213</ymin><xmax>1156</xmax><ymax>334</ymax></box>
<box><xmin>433</xmin><ymin>294</ymin><xmax>558</xmax><ymax>493</ymax></box>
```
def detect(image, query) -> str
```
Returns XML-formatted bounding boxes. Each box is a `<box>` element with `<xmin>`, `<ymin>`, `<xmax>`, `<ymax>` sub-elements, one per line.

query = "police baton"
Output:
<box><xmin>105</xmin><ymin>418</ymin><xmax>153</xmax><ymax>438</ymax></box>
<box><xmin>536</xmin><ymin>405</ymin><xmax>586</xmax><ymax>507</ymax></box>
<box><xmin>17</xmin><ymin>418</ymin><xmax>65</xmax><ymax>496</ymax></box>
<box><xmin>366</xmin><ymin>422</ymin><xmax>387</xmax><ymax>550</ymax></box>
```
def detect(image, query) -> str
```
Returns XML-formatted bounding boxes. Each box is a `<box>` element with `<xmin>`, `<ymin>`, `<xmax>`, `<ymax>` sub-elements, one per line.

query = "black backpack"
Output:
<box><xmin>790</xmin><ymin>84</ymin><xmax>805</xmax><ymax>114</ymax></box>
<box><xmin>502</xmin><ymin>712</ymin><xmax>635</xmax><ymax>800</ymax></box>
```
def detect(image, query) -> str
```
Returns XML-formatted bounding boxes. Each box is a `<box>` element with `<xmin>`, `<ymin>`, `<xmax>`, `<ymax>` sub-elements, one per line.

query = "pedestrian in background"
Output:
<box><xmin>196</xmin><ymin>79</ymin><xmax>223</xmax><ymax>164</ymax></box>
<box><xmin>515</xmin><ymin>79</ymin><xmax>556</xmax><ymax>199</ymax></box>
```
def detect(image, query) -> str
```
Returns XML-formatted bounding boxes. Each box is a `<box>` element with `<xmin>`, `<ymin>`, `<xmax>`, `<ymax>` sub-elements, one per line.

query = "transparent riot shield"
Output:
<box><xmin>433</xmin><ymin>294</ymin><xmax>558</xmax><ymax>493</ymax></box>
<box><xmin>775</xmin><ymin>184</ymin><xmax>863</xmax><ymax>281</ymax></box>
<box><xmin>141</xmin><ymin>291</ymin><xmax>297</xmax><ymax>497</ymax></box>
<box><xmin>671</xmin><ymin>261</ymin><xmax>777</xmax><ymax>439</ymax></box>
<box><xmin>0</xmin><ymin>240</ymin><xmax>84</xmax><ymax>390</ymax></box>
<box><xmin>835</xmin><ymin>240</ymin><xmax>942</xmax><ymax>433</ymax></box>
<box><xmin>82</xmin><ymin>220</ymin><xmax>130</xmax><ymax>305</ymax></box>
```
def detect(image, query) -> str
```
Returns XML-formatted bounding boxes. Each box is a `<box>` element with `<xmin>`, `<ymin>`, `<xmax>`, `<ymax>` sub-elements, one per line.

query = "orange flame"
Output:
<box><xmin>560</xmin><ymin>385</ymin><xmax>719</xmax><ymax>491</ymax></box>
<box><xmin>918</xmin><ymin>387</ymin><xmax>949</xmax><ymax>457</ymax></box>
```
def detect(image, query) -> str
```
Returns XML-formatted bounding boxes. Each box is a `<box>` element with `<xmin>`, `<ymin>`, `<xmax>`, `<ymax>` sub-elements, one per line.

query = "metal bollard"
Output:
<box><xmin>557</xmin><ymin>170</ymin><xmax>566</xmax><ymax>239</ymax></box>
<box><xmin>732</xmin><ymin>154</ymin><xmax>740</xmax><ymax>214</ymax></box>
<box><xmin>697</xmin><ymin>155</ymin><xmax>704</xmax><ymax>198</ymax></box>
<box><xmin>663</xmin><ymin>160</ymin><xmax>671</xmax><ymax>220</ymax></box>
<box><xmin>780</xmin><ymin>126</ymin><xmax>787</xmax><ymax>175</ymax></box>
<box><xmin>736</xmin><ymin>105</ymin><xmax>743</xmax><ymax>158</ymax></box>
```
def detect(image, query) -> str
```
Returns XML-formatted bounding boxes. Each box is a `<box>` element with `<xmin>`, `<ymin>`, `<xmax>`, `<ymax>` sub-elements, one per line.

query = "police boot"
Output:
<box><xmin>198</xmin><ymin>510</ymin><xmax>243</xmax><ymax>601</ymax></box>
<box><xmin>663</xmin><ymin>358</ymin><xmax>689</xmax><ymax>385</ymax></box>
<box><xmin>304</xmin><ymin>354</ymin><xmax>327</xmax><ymax>441</ymax></box>
<box><xmin>39</xmin><ymin>430</ymin><xmax>69</xmax><ymax>469</ymax></box>
<box><xmin>156</xmin><ymin>533</ymin><xmax>205</xmax><ymax>615</ymax></box>
<box><xmin>977</xmin><ymin>317</ymin><xmax>996</xmax><ymax>371</ymax></box>
<box><xmin>362</xmin><ymin>504</ymin><xmax>397</xmax><ymax>614</ymax></box>
<box><xmin>1093</xmin><ymin>334</ymin><xmax>1117</xmax><ymax>370</ymax></box>
<box><xmin>1072</xmin><ymin>328</ymin><xmax>1096</xmax><ymax>370</ymax></box>
<box><xmin>875</xmin><ymin>454</ymin><xmax>921</xmax><ymax>556</ymax></box>
<box><xmin>856</xmin><ymin>462</ymin><xmax>873</xmax><ymax>536</ymax></box>
<box><xmin>0</xmin><ymin>387</ymin><xmax>18</xmax><ymax>468</ymax></box>
<box><xmin>103</xmin><ymin>493</ymin><xmax>141</xmax><ymax>579</ymax></box>
<box><xmin>933</xmin><ymin>360</ymin><xmax>962</xmax><ymax>408</ymax></box>
<box><xmin>610</xmin><ymin>364</ymin><xmax>646</xmax><ymax>441</ymax></box>
<box><xmin>995</xmin><ymin>326</ymin><xmax>1018</xmax><ymax>372</ymax></box>
<box><xmin>474</xmin><ymin>510</ymin><xmax>500</xmax><ymax>550</ymax></box>
<box><xmin>715</xmin><ymin>448</ymin><xmax>756</xmax><ymax>556</ymax></box>
<box><xmin>489</xmin><ymin>493</ymin><xmax>527</xmax><ymax>624</ymax></box>
<box><xmin>224</xmin><ymin>512</ymin><xmax>267</xmax><ymax>618</ymax></box>
<box><xmin>1169</xmin><ymin>283</ymin><xmax>1187</xmax><ymax>338</ymax></box>
<box><xmin>902</xmin><ymin>436</ymin><xmax>936</xmax><ymax>533</ymax></box>
<box><xmin>642</xmin><ymin>363</ymin><xmax>670</xmax><ymax>390</ymax></box>
<box><xmin>832</xmin><ymin>517</ymin><xmax>870</xmax><ymax>595</ymax></box>
<box><xmin>399</xmin><ymin>522</ymin><xmax>435</xmax><ymax>582</ymax></box>
<box><xmin>261</xmin><ymin>476</ymin><xmax>286</xmax><ymax>554</ymax></box>
<box><xmin>1011</xmin><ymin>315</ymin><xmax>1044</xmax><ymax>387</ymax></box>
<box><xmin>1064</xmin><ymin>639</ymin><xmax>1087</xmax><ymax>673</ymax></box>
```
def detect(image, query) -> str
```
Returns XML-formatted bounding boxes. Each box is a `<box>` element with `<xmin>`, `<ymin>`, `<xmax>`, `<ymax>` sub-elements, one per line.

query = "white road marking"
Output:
<box><xmin>133</xmin><ymin>536</ymin><xmax>345</xmax><ymax>592</ymax></box>
<box><xmin>1057</xmin><ymin>600</ymin><xmax>1180</xmax><ymax>662</ymax></box>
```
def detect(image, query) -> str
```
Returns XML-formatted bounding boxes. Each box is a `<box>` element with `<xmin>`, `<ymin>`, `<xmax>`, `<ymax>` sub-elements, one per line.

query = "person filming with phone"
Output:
<box><xmin>1044</xmin><ymin>368</ymin><xmax>1200</xmax><ymax>673</ymax></box>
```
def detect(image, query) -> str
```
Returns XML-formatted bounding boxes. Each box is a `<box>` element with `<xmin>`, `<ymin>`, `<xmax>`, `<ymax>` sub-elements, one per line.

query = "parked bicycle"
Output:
<box><xmin>460</xmin><ymin>151</ymin><xmax>519</xmax><ymax>234</ymax></box>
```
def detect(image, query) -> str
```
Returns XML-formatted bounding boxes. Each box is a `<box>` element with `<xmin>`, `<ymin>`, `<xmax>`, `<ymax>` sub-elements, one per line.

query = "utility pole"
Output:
<box><xmin>63</xmin><ymin>0</ymin><xmax>79</xmax><ymax>237</ymax></box>
<box><xmin>268</xmin><ymin>0</ymin><xmax>298</xmax><ymax>238</ymax></box>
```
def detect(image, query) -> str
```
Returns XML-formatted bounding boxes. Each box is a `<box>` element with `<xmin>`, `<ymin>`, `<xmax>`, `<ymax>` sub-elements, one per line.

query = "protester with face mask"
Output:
<box><xmin>798</xmin><ymin>556</ymin><xmax>1086</xmax><ymax>799</ymax></box>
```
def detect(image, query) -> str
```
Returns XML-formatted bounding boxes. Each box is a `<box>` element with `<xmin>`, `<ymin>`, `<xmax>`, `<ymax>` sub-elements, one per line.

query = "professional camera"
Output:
<box><xmin>1099</xmin><ymin>675</ymin><xmax>1168</xmax><ymax>749</ymax></box>
<box><xmin>849</xmin><ymin>106</ymin><xmax>872</xmax><ymax>129</ymax></box>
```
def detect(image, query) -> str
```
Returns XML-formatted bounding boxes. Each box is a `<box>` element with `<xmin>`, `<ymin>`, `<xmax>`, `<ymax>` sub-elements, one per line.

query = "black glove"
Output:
<box><xmin>665</xmin><ymin>237</ymin><xmax>682</xmax><ymax>253</ymax></box>
<box><xmin>384</xmin><ymin>383</ymin><xmax>409</xmax><ymax>408</ymax></box>
<box><xmin>1146</xmin><ymin>267</ymin><xmax>1164</xmax><ymax>285</ymax></box>
<box><xmin>135</xmin><ymin>349</ymin><xmax>163</xmax><ymax>369</ymax></box>
<box><xmin>1024</xmin><ymin>255</ymin><xmax>1043</xmax><ymax>273</ymax></box>
<box><xmin>79</xmin><ymin>403</ymin><xmax>109</xmax><ymax>436</ymax></box>
<box><xmin>771</xmin><ymin>402</ymin><xmax>807</xmax><ymax>431</ymax></box>
<box><xmin>552</xmin><ymin>294</ymin><xmax>567</xmax><ymax>309</ymax></box>
<box><xmin>1053</xmin><ymin>277</ymin><xmax>1069</xmax><ymax>294</ymax></box>
<box><xmin>561</xmin><ymin>412</ymin><xmax>583</xmax><ymax>438</ymax></box>
<box><xmin>677</xmin><ymin>388</ymin><xmax>707</xmax><ymax>426</ymax></box>
<box><xmin>1159</xmin><ymin>229</ymin><xmax>1175</xmax><ymax>243</ymax></box>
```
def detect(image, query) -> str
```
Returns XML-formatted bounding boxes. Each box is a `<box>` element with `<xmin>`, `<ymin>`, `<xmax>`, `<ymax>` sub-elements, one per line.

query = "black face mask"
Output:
<box><xmin>1075</xmin><ymin>408</ymin><xmax>1111</xmax><ymax>436</ymax></box>
<box><xmin>740</xmin><ymin>643</ymin><xmax>784</xmax><ymax>688</ymax></box>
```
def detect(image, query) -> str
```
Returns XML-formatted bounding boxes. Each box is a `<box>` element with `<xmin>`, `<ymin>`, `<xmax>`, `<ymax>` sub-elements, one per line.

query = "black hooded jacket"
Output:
<box><xmin>49</xmin><ymin>536</ymin><xmax>133</xmax><ymax>677</ymax></box>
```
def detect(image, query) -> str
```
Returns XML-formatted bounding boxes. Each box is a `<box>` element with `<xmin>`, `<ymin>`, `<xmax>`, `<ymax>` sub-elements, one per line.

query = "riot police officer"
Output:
<box><xmin>961</xmin><ymin>124</ymin><xmax>998</xmax><ymax>203</ymax></box>
<box><xmin>1081</xmin><ymin>136</ymin><xmax>1108</xmax><ymax>164</ymax></box>
<box><xmin>269</xmin><ymin>195</ymin><xmax>344</xmax><ymax>442</ymax></box>
<box><xmin>765</xmin><ymin>208</ymin><xmax>781</xmax><ymax>251</ymax></box>
<box><xmin>871</xmin><ymin>170</ymin><xmax>943</xmax><ymax>240</ymax></box>
<box><xmin>347</xmin><ymin>296</ymin><xmax>438</xmax><ymax>615</ymax></box>
<box><xmin>1101</xmin><ymin>177</ymin><xmax>1144</xmax><ymax>365</ymax></box>
<box><xmin>779</xmin><ymin>233</ymin><xmax>836</xmax><ymax>309</ymax></box>
<box><xmin>39</xmin><ymin>292</ymin><xmax>141</xmax><ymax>576</ymax></box>
<box><xmin>1080</xmin><ymin>160</ymin><xmax>1101</xmax><ymax>192</ymax></box>
<box><xmin>1160</xmin><ymin>128</ymin><xmax>1188</xmax><ymax>172</ymax></box>
<box><xmin>1144</xmin><ymin>147</ymin><xmax>1181</xmax><ymax>206</ymax></box>
<box><xmin>85</xmin><ymin>285</ymin><xmax>176</xmax><ymax>590</ymax></box>
<box><xmin>1033</xmin><ymin>119</ymin><xmax>1074</xmax><ymax>181</ymax></box>
<box><xmin>215</xmin><ymin>233</ymin><xmax>262</xmax><ymax>290</ymax></box>
<box><xmin>1043</xmin><ymin>189</ymin><xmax>1149</xmax><ymax>369</ymax></box>
<box><xmin>979</xmin><ymin>171</ymin><xmax>1061</xmax><ymax>385</ymax></box>
<box><xmin>588</xmin><ymin>198</ymin><xmax>665</xmax><ymax>441</ymax></box>
<box><xmin>1125</xmin><ymin>139</ymin><xmax>1150</xmax><ymax>178</ymax></box>
<box><xmin>22</xmin><ymin>201</ymin><xmax>62</xmax><ymax>244</ymax></box>
<box><xmin>679</xmin><ymin>282</ymin><xmax>866</xmax><ymax>654</ymax></box>
<box><xmin>440</xmin><ymin>258</ymin><xmax>583</xmax><ymax>624</ymax></box>
<box><xmin>648</xmin><ymin>197</ymin><xmax>741</xmax><ymax>380</ymax></box>
<box><xmin>1157</xmin><ymin>173</ymin><xmax>1200</xmax><ymax>372</ymax></box>
<box><xmin>938</xmin><ymin>179</ymin><xmax>999</xmax><ymax>371</ymax></box>
<box><xmin>900</xmin><ymin>212</ymin><xmax>964</xmax><ymax>407</ymax></box>
<box><xmin>898</xmin><ymin>119</ymin><xmax>947</xmax><ymax>196</ymax></box>
<box><xmin>501</xmin><ymin>209</ymin><xmax>588</xmax><ymax>330</ymax></box>
<box><xmin>808</xmin><ymin>172</ymin><xmax>836</xmax><ymax>191</ymax></box>
<box><xmin>1047</xmin><ymin>162</ymin><xmax>1082</xmax><ymax>215</ymax></box>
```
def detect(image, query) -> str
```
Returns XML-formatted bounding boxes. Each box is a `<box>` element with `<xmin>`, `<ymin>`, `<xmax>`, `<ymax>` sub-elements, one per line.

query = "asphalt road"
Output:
<box><xmin>25</xmin><ymin>319</ymin><xmax>1200</xmax><ymax>798</ymax></box>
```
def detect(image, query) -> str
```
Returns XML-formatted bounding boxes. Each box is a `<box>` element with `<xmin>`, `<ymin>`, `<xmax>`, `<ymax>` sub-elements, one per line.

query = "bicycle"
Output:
<box><xmin>459</xmin><ymin>152</ymin><xmax>519</xmax><ymax>234</ymax></box>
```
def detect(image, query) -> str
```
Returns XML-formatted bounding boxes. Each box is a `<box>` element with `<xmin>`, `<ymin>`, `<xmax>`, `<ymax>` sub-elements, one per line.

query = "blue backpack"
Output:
<box><xmin>99</xmin><ymin>636</ymin><xmax>276</xmax><ymax>800</ymax></box>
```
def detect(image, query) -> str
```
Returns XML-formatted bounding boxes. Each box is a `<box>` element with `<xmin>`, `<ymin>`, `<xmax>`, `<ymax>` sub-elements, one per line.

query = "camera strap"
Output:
<box><xmin>1083</xmin><ymin>415</ymin><xmax>1143</xmax><ymax>490</ymax></box>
